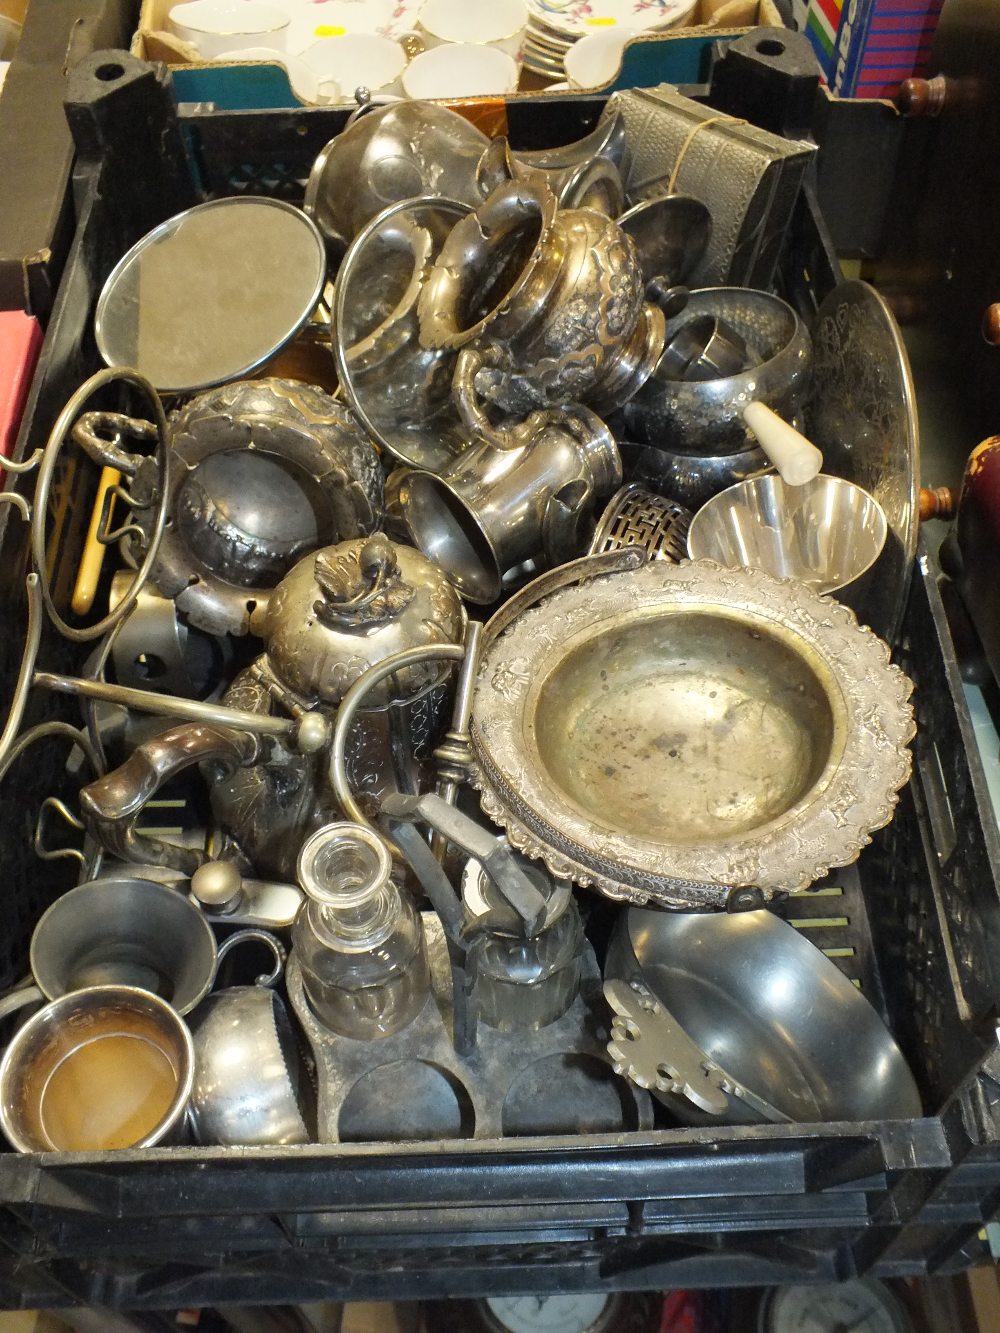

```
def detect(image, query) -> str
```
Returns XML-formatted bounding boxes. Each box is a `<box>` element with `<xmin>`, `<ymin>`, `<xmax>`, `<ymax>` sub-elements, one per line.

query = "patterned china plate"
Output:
<box><xmin>524</xmin><ymin>53</ymin><xmax>567</xmax><ymax>75</ymax></box>
<box><xmin>526</xmin><ymin>17</ymin><xmax>574</xmax><ymax>46</ymax></box>
<box><xmin>527</xmin><ymin>0</ymin><xmax>691</xmax><ymax>38</ymax></box>
<box><xmin>523</xmin><ymin>38</ymin><xmax>568</xmax><ymax>66</ymax></box>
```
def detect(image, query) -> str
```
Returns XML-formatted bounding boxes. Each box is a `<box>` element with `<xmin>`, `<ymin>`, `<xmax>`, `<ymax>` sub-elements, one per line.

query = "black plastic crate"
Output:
<box><xmin>1</xmin><ymin>48</ymin><xmax>1000</xmax><ymax>1310</ymax></box>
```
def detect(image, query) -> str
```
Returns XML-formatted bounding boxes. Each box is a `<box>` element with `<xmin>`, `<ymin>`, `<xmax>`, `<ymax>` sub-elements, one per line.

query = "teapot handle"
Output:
<box><xmin>453</xmin><ymin>348</ymin><xmax>515</xmax><ymax>451</ymax></box>
<box><xmin>79</xmin><ymin>723</ymin><xmax>260</xmax><ymax>876</ymax></box>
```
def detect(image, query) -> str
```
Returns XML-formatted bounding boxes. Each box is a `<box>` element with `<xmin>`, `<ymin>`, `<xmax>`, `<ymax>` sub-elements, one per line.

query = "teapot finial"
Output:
<box><xmin>313</xmin><ymin>534</ymin><xmax>415</xmax><ymax>629</ymax></box>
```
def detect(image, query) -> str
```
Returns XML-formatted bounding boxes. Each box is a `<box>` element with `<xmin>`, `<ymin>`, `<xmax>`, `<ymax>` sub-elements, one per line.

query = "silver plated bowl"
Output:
<box><xmin>617</xmin><ymin>194</ymin><xmax>712</xmax><ymax>289</ymax></box>
<box><xmin>304</xmin><ymin>102</ymin><xmax>489</xmax><ymax>253</ymax></box>
<box><xmin>605</xmin><ymin>907</ymin><xmax>922</xmax><ymax>1124</ymax></box>
<box><xmin>332</xmin><ymin>197</ymin><xmax>473</xmax><ymax>474</ymax></box>
<box><xmin>623</xmin><ymin>287</ymin><xmax>811</xmax><ymax>456</ymax></box>
<box><xmin>472</xmin><ymin>559</ymin><xmax>915</xmax><ymax>908</ymax></box>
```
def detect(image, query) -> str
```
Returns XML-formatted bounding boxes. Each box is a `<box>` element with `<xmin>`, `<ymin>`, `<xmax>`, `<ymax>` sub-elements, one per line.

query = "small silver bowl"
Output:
<box><xmin>687</xmin><ymin>472</ymin><xmax>888</xmax><ymax>615</ymax></box>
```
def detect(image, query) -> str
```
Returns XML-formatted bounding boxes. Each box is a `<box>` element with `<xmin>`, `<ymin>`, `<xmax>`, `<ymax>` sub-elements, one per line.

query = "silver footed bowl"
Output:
<box><xmin>471</xmin><ymin>559</ymin><xmax>915</xmax><ymax>909</ymax></box>
<box><xmin>304</xmin><ymin>101</ymin><xmax>489</xmax><ymax>253</ymax></box>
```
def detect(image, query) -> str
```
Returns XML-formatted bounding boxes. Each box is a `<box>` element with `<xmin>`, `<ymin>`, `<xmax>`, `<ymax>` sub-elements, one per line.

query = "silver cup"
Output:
<box><xmin>0</xmin><ymin>985</ymin><xmax>194</xmax><ymax>1153</ymax></box>
<box><xmin>686</xmin><ymin>472</ymin><xmax>888</xmax><ymax>618</ymax></box>
<box><xmin>398</xmin><ymin>349</ymin><xmax>621</xmax><ymax>603</ymax></box>
<box><xmin>29</xmin><ymin>876</ymin><xmax>219</xmax><ymax>1017</ymax></box>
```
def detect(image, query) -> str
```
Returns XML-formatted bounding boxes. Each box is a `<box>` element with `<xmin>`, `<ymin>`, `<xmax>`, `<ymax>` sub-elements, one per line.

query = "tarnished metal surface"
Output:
<box><xmin>605</xmin><ymin>907</ymin><xmax>922</xmax><ymax>1124</ymax></box>
<box><xmin>471</xmin><ymin>559</ymin><xmax>915</xmax><ymax>907</ymax></box>
<box><xmin>304</xmin><ymin>102</ymin><xmax>489</xmax><ymax>252</ymax></box>
<box><xmin>624</xmin><ymin>287</ymin><xmax>812</xmax><ymax>458</ymax></box>
<box><xmin>806</xmin><ymin>280</ymin><xmax>920</xmax><ymax>646</ymax></box>
<box><xmin>588</xmin><ymin>484</ymin><xmax>692</xmax><ymax>563</ymax></box>
<box><xmin>417</xmin><ymin>176</ymin><xmax>663</xmax><ymax>415</ymax></box>
<box><xmin>146</xmin><ymin>378</ymin><xmax>383</xmax><ymax>637</ymax></box>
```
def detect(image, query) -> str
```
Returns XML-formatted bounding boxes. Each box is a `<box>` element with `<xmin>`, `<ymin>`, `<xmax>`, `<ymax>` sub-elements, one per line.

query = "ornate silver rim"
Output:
<box><xmin>470</xmin><ymin>559</ymin><xmax>915</xmax><ymax>907</ymax></box>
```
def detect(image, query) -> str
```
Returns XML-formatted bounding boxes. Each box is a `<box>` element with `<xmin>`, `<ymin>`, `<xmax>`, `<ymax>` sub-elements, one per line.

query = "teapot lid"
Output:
<box><xmin>255</xmin><ymin>534</ymin><xmax>465</xmax><ymax>706</ymax></box>
<box><xmin>312</xmin><ymin>534</ymin><xmax>415</xmax><ymax>630</ymax></box>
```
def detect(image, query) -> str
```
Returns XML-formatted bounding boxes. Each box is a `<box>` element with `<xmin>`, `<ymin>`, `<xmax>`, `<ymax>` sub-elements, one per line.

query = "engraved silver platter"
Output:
<box><xmin>471</xmin><ymin>559</ymin><xmax>915</xmax><ymax>909</ymax></box>
<box><xmin>806</xmin><ymin>280</ymin><xmax>920</xmax><ymax>645</ymax></box>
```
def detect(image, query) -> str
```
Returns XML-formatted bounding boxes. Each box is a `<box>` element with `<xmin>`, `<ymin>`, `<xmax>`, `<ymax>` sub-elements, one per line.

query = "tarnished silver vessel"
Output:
<box><xmin>471</xmin><ymin>558</ymin><xmax>915</xmax><ymax>908</ymax></box>
<box><xmin>136</xmin><ymin>378</ymin><xmax>383</xmax><ymax>636</ymax></box>
<box><xmin>417</xmin><ymin>176</ymin><xmax>664</xmax><ymax>415</ymax></box>
<box><xmin>397</xmin><ymin>349</ymin><xmax>622</xmax><ymax>602</ymax></box>
<box><xmin>79</xmin><ymin>535</ymin><xmax>466</xmax><ymax>881</ymax></box>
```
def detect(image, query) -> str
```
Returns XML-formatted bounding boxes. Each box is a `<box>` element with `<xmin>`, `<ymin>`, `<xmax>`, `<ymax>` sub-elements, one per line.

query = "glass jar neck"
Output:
<box><xmin>309</xmin><ymin>883</ymin><xmax>398</xmax><ymax>948</ymax></box>
<box><xmin>298</xmin><ymin>823</ymin><xmax>399</xmax><ymax>949</ymax></box>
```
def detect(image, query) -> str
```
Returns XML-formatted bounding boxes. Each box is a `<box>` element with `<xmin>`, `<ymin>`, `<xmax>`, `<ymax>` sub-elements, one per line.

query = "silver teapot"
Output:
<box><xmin>416</xmin><ymin>175</ymin><xmax>665</xmax><ymax>416</ymax></box>
<box><xmin>80</xmin><ymin>535</ymin><xmax>466</xmax><ymax>881</ymax></box>
<box><xmin>75</xmin><ymin>377</ymin><xmax>384</xmax><ymax>637</ymax></box>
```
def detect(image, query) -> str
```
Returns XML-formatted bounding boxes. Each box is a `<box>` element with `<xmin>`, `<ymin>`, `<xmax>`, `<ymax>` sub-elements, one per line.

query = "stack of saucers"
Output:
<box><xmin>523</xmin><ymin>0</ymin><xmax>698</xmax><ymax>80</ymax></box>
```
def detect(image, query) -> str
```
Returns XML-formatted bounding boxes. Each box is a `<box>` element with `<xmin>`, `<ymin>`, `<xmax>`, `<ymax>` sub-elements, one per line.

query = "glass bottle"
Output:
<box><xmin>462</xmin><ymin>856</ymin><xmax>585</xmax><ymax>1032</ymax></box>
<box><xmin>293</xmin><ymin>822</ymin><xmax>430</xmax><ymax>1040</ymax></box>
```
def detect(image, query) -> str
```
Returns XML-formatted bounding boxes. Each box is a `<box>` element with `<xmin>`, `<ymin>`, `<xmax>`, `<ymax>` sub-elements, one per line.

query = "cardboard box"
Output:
<box><xmin>804</xmin><ymin>0</ymin><xmax>943</xmax><ymax>97</ymax></box>
<box><xmin>132</xmin><ymin>0</ymin><xmax>782</xmax><ymax>109</ymax></box>
<box><xmin>0</xmin><ymin>0</ymin><xmax>26</xmax><ymax>62</ymax></box>
<box><xmin>0</xmin><ymin>0</ymin><xmax>138</xmax><ymax>314</ymax></box>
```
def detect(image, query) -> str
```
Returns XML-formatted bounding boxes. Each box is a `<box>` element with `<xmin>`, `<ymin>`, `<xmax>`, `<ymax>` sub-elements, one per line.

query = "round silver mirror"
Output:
<box><xmin>95</xmin><ymin>197</ymin><xmax>327</xmax><ymax>394</ymax></box>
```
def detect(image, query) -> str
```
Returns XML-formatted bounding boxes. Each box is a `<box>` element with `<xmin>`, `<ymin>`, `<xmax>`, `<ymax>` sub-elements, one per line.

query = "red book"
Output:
<box><xmin>0</xmin><ymin>309</ymin><xmax>43</xmax><ymax>459</ymax></box>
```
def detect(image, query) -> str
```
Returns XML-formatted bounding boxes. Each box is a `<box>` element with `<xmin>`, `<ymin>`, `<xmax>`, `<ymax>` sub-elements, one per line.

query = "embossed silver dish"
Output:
<box><xmin>472</xmin><ymin>559</ymin><xmax>915</xmax><ymax>909</ymax></box>
<box><xmin>623</xmin><ymin>287</ymin><xmax>811</xmax><ymax>458</ymax></box>
<box><xmin>806</xmin><ymin>279</ymin><xmax>919</xmax><ymax>645</ymax></box>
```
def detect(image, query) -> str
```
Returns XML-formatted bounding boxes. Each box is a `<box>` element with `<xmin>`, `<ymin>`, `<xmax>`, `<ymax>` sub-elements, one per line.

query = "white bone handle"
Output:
<box><xmin>743</xmin><ymin>401</ymin><xmax>823</xmax><ymax>486</ymax></box>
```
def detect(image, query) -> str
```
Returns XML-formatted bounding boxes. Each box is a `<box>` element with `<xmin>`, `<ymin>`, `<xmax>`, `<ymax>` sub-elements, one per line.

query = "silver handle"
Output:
<box><xmin>0</xmin><ymin>985</ymin><xmax>44</xmax><ymax>1026</ymax></box>
<box><xmin>215</xmin><ymin>930</ymin><xmax>286</xmax><ymax>990</ymax></box>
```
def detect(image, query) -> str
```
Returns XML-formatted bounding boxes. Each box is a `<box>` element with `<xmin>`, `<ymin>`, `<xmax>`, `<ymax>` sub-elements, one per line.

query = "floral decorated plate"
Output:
<box><xmin>527</xmin><ymin>0</ymin><xmax>693</xmax><ymax>38</ymax></box>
